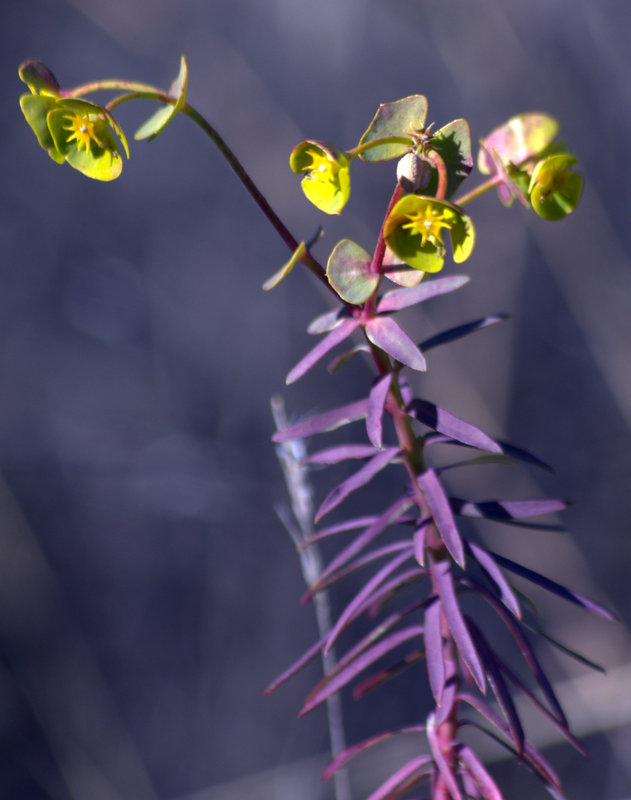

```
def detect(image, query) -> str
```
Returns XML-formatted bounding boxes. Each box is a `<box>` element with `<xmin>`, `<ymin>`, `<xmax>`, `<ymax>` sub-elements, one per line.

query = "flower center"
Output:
<box><xmin>63</xmin><ymin>111</ymin><xmax>102</xmax><ymax>152</ymax></box>
<box><xmin>401</xmin><ymin>204</ymin><xmax>453</xmax><ymax>248</ymax></box>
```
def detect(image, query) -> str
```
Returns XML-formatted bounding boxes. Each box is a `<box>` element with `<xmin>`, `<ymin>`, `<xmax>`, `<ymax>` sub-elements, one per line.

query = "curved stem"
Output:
<box><xmin>426</xmin><ymin>149</ymin><xmax>448</xmax><ymax>201</ymax></box>
<box><xmin>453</xmin><ymin>173</ymin><xmax>503</xmax><ymax>207</ymax></box>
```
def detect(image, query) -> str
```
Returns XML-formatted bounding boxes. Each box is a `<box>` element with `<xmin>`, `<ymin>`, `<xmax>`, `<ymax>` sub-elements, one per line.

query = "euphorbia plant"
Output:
<box><xmin>19</xmin><ymin>56</ymin><xmax>612</xmax><ymax>800</ymax></box>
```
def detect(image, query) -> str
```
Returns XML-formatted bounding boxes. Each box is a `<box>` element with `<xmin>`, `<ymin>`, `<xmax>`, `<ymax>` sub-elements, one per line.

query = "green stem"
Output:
<box><xmin>452</xmin><ymin>173</ymin><xmax>503</xmax><ymax>207</ymax></box>
<box><xmin>67</xmin><ymin>83</ymin><xmax>333</xmax><ymax>293</ymax></box>
<box><xmin>346</xmin><ymin>136</ymin><xmax>413</xmax><ymax>159</ymax></box>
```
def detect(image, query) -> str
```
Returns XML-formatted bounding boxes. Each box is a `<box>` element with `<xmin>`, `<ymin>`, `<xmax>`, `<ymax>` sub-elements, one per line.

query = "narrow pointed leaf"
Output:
<box><xmin>352</xmin><ymin>649</ymin><xmax>424</xmax><ymax>699</ymax></box>
<box><xmin>272</xmin><ymin>398</ymin><xmax>369</xmax><ymax>442</ymax></box>
<box><xmin>436</xmin><ymin>563</ymin><xmax>485</xmax><ymax>691</ymax></box>
<box><xmin>307</xmin><ymin>306</ymin><xmax>348</xmax><ymax>334</ymax></box>
<box><xmin>408</xmin><ymin>399</ymin><xmax>501</xmax><ymax>453</ymax></box>
<box><xmin>286</xmin><ymin>318</ymin><xmax>360</xmax><ymax>384</ymax></box>
<box><xmin>300</xmin><ymin>625</ymin><xmax>424</xmax><ymax>716</ymax></box>
<box><xmin>367</xmin><ymin>373</ymin><xmax>392</xmax><ymax>448</ymax></box>
<box><xmin>418</xmin><ymin>469</ymin><xmax>465</xmax><ymax>567</ymax></box>
<box><xmin>488</xmin><ymin>551</ymin><xmax>617</xmax><ymax>620</ymax></box>
<box><xmin>413</xmin><ymin>520</ymin><xmax>428</xmax><ymax>566</ymax></box>
<box><xmin>365</xmin><ymin>755</ymin><xmax>433</xmax><ymax>800</ymax></box>
<box><xmin>263</xmin><ymin>240</ymin><xmax>306</xmax><ymax>290</ymax></box>
<box><xmin>466</xmin><ymin>541</ymin><xmax>521</xmax><ymax>618</ymax></box>
<box><xmin>466</xmin><ymin>617</ymin><xmax>524</xmax><ymax>754</ymax></box>
<box><xmin>377</xmin><ymin>275</ymin><xmax>470</xmax><ymax>313</ymax></box>
<box><xmin>453</xmin><ymin>497</ymin><xmax>567</xmax><ymax>520</ymax></box>
<box><xmin>420</xmin><ymin>315</ymin><xmax>509</xmax><ymax>352</ymax></box>
<box><xmin>465</xmin><ymin>577</ymin><xmax>567</xmax><ymax>725</ymax></box>
<box><xmin>324</xmin><ymin>547</ymin><xmax>413</xmax><ymax>655</ymax></box>
<box><xmin>434</xmin><ymin>676</ymin><xmax>457</xmax><ymax>726</ymax></box>
<box><xmin>315</xmin><ymin>447</ymin><xmax>400</xmax><ymax>522</ymax></box>
<box><xmin>458</xmin><ymin>745</ymin><xmax>503</xmax><ymax>800</ymax></box>
<box><xmin>302</xmin><ymin>444</ymin><xmax>377</xmax><ymax>465</ymax></box>
<box><xmin>424</xmin><ymin>597</ymin><xmax>445</xmax><ymax>705</ymax></box>
<box><xmin>427</xmin><ymin>712</ymin><xmax>463</xmax><ymax>800</ymax></box>
<box><xmin>365</xmin><ymin>317</ymin><xmax>426</xmax><ymax>371</ymax></box>
<box><xmin>522</xmin><ymin>622</ymin><xmax>606</xmax><ymax>673</ymax></box>
<box><xmin>300</xmin><ymin>515</ymin><xmax>378</xmax><ymax>547</ymax></box>
<box><xmin>313</xmin><ymin>497</ymin><xmax>414</xmax><ymax>590</ymax></box>
<box><xmin>323</xmin><ymin>726</ymin><xmax>426</xmax><ymax>780</ymax></box>
<box><xmin>264</xmin><ymin>634</ymin><xmax>327</xmax><ymax>695</ymax></box>
<box><xmin>135</xmin><ymin>55</ymin><xmax>188</xmax><ymax>141</ymax></box>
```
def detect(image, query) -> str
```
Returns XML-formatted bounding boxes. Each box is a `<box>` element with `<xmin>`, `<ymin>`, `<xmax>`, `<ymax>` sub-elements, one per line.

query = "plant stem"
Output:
<box><xmin>453</xmin><ymin>173</ymin><xmax>503</xmax><ymax>207</ymax></box>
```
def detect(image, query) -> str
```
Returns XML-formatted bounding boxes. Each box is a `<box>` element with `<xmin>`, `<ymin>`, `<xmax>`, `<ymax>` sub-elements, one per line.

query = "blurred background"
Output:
<box><xmin>1</xmin><ymin>0</ymin><xmax>631</xmax><ymax>798</ymax></box>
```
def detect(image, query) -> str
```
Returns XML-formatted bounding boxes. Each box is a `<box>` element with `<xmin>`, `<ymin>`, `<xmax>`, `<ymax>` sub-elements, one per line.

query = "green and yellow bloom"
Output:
<box><xmin>528</xmin><ymin>153</ymin><xmax>582</xmax><ymax>221</ymax></box>
<box><xmin>384</xmin><ymin>195</ymin><xmax>475</xmax><ymax>272</ymax></box>
<box><xmin>289</xmin><ymin>140</ymin><xmax>350</xmax><ymax>215</ymax></box>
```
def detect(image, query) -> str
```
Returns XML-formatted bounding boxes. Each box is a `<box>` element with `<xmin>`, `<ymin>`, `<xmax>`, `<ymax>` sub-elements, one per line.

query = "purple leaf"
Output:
<box><xmin>497</xmin><ymin>657</ymin><xmax>588</xmax><ymax>756</ymax></box>
<box><xmin>361</xmin><ymin>568</ymin><xmax>426</xmax><ymax>618</ymax></box>
<box><xmin>286</xmin><ymin>318</ymin><xmax>360</xmax><ymax>384</ymax></box>
<box><xmin>365</xmin><ymin>317</ymin><xmax>427</xmax><ymax>371</ymax></box>
<box><xmin>457</xmin><ymin>745</ymin><xmax>503</xmax><ymax>800</ymax></box>
<box><xmin>463</xmin><ymin>577</ymin><xmax>567</xmax><ymax>725</ymax></box>
<box><xmin>300</xmin><ymin>625</ymin><xmax>424</xmax><ymax>716</ymax></box>
<box><xmin>453</xmin><ymin>497</ymin><xmax>568</xmax><ymax>520</ymax></box>
<box><xmin>466</xmin><ymin>616</ymin><xmax>524</xmax><ymax>755</ymax></box>
<box><xmin>306</xmin><ymin>544</ymin><xmax>420</xmax><ymax>603</ymax></box>
<box><xmin>323</xmin><ymin>726</ymin><xmax>426</xmax><ymax>780</ymax></box>
<box><xmin>302</xmin><ymin>444</ymin><xmax>377</xmax><ymax>465</ymax></box>
<box><xmin>427</xmin><ymin>712</ymin><xmax>464</xmax><ymax>800</ymax></box>
<box><xmin>466</xmin><ymin>541</ymin><xmax>521</xmax><ymax>618</ymax></box>
<box><xmin>413</xmin><ymin>520</ymin><xmax>428</xmax><ymax>566</ymax></box>
<box><xmin>495</xmin><ymin>439</ymin><xmax>555</xmax><ymax>472</ymax></box>
<box><xmin>352</xmin><ymin>649</ymin><xmax>424</xmax><ymax>699</ymax></box>
<box><xmin>324</xmin><ymin>547</ymin><xmax>414</xmax><ymax>655</ymax></box>
<box><xmin>436</xmin><ymin>562</ymin><xmax>486</xmax><ymax>692</ymax></box>
<box><xmin>419</xmin><ymin>315</ymin><xmax>508</xmax><ymax>352</ymax></box>
<box><xmin>523</xmin><ymin>622</ymin><xmax>606</xmax><ymax>673</ymax></box>
<box><xmin>307</xmin><ymin>306</ymin><xmax>349</xmax><ymax>334</ymax></box>
<box><xmin>433</xmin><ymin>676</ymin><xmax>457</xmax><ymax>726</ymax></box>
<box><xmin>367</xmin><ymin>373</ymin><xmax>392</xmax><ymax>448</ymax></box>
<box><xmin>300</xmin><ymin>515</ymin><xmax>377</xmax><ymax>548</ymax></box>
<box><xmin>488</xmin><ymin>551</ymin><xmax>618</xmax><ymax>621</ymax></box>
<box><xmin>315</xmin><ymin>447</ymin><xmax>401</xmax><ymax>522</ymax></box>
<box><xmin>418</xmin><ymin>469</ymin><xmax>465</xmax><ymax>567</ymax></box>
<box><xmin>264</xmin><ymin>634</ymin><xmax>327</xmax><ymax>695</ymax></box>
<box><xmin>408</xmin><ymin>399</ymin><xmax>501</xmax><ymax>454</ymax></box>
<box><xmin>365</xmin><ymin>755</ymin><xmax>433</xmax><ymax>800</ymax></box>
<box><xmin>458</xmin><ymin>693</ymin><xmax>563</xmax><ymax>791</ymax></box>
<box><xmin>272</xmin><ymin>398</ymin><xmax>369</xmax><ymax>442</ymax></box>
<box><xmin>377</xmin><ymin>275</ymin><xmax>470</xmax><ymax>313</ymax></box>
<box><xmin>424</xmin><ymin>597</ymin><xmax>445</xmax><ymax>705</ymax></box>
<box><xmin>312</xmin><ymin>497</ymin><xmax>414</xmax><ymax>588</ymax></box>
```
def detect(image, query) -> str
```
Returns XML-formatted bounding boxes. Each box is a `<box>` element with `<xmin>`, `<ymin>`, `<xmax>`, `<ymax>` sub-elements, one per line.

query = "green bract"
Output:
<box><xmin>529</xmin><ymin>153</ymin><xmax>582</xmax><ymax>220</ymax></box>
<box><xmin>384</xmin><ymin>195</ymin><xmax>475</xmax><ymax>272</ymax></box>
<box><xmin>358</xmin><ymin>95</ymin><xmax>427</xmax><ymax>163</ymax></box>
<box><xmin>478</xmin><ymin>112</ymin><xmax>559</xmax><ymax>174</ymax></box>
<box><xmin>18</xmin><ymin>59</ymin><xmax>61</xmax><ymax>96</ymax></box>
<box><xmin>20</xmin><ymin>94</ymin><xmax>128</xmax><ymax>181</ymax></box>
<box><xmin>290</xmin><ymin>140</ymin><xmax>350</xmax><ymax>215</ymax></box>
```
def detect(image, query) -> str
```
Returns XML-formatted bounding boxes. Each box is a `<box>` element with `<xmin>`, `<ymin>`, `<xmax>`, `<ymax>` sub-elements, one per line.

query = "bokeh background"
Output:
<box><xmin>1</xmin><ymin>1</ymin><xmax>631</xmax><ymax>798</ymax></box>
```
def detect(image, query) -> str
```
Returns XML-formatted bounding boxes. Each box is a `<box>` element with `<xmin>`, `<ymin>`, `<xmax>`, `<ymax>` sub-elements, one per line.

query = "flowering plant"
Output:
<box><xmin>19</xmin><ymin>56</ymin><xmax>609</xmax><ymax>800</ymax></box>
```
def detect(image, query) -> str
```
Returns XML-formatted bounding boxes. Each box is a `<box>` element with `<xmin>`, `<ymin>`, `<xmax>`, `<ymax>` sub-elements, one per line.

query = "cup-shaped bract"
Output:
<box><xmin>18</xmin><ymin>59</ymin><xmax>61</xmax><ymax>97</ymax></box>
<box><xmin>290</xmin><ymin>140</ymin><xmax>350</xmax><ymax>215</ymax></box>
<box><xmin>529</xmin><ymin>153</ymin><xmax>582</xmax><ymax>220</ymax></box>
<box><xmin>384</xmin><ymin>195</ymin><xmax>475</xmax><ymax>273</ymax></box>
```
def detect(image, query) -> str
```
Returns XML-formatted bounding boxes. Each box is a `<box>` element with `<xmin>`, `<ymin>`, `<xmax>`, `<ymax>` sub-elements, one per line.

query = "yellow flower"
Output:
<box><xmin>290</xmin><ymin>140</ymin><xmax>350</xmax><ymax>215</ymax></box>
<box><xmin>384</xmin><ymin>195</ymin><xmax>475</xmax><ymax>272</ymax></box>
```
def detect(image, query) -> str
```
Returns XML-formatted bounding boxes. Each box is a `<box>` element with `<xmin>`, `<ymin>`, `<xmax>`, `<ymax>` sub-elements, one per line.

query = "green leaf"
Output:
<box><xmin>19</xmin><ymin>93</ymin><xmax>65</xmax><ymax>162</ymax></box>
<box><xmin>263</xmin><ymin>241</ymin><xmax>306</xmax><ymax>290</ymax></box>
<box><xmin>18</xmin><ymin>60</ymin><xmax>60</xmax><ymax>96</ymax></box>
<box><xmin>290</xmin><ymin>140</ymin><xmax>350</xmax><ymax>214</ymax></box>
<box><xmin>358</xmin><ymin>96</ymin><xmax>427</xmax><ymax>162</ymax></box>
<box><xmin>424</xmin><ymin>119</ymin><xmax>473</xmax><ymax>198</ymax></box>
<box><xmin>135</xmin><ymin>55</ymin><xmax>188</xmax><ymax>141</ymax></box>
<box><xmin>478</xmin><ymin>112</ymin><xmax>559</xmax><ymax>174</ymax></box>
<box><xmin>326</xmin><ymin>239</ymin><xmax>379</xmax><ymax>304</ymax></box>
